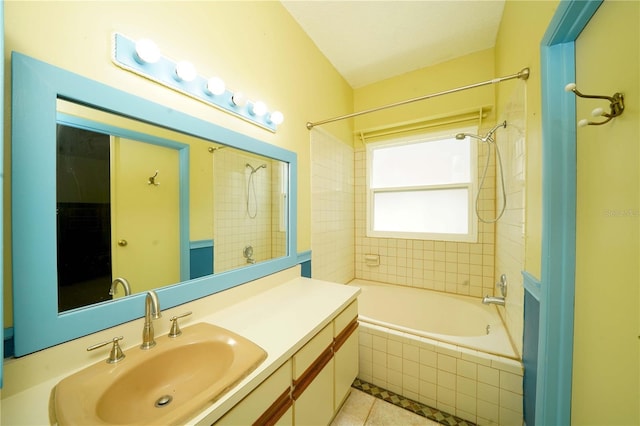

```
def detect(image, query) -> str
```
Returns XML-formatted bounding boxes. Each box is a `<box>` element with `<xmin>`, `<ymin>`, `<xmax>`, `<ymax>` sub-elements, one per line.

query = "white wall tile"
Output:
<box><xmin>438</xmin><ymin>353</ymin><xmax>457</xmax><ymax>373</ymax></box>
<box><xmin>457</xmin><ymin>358</ymin><xmax>478</xmax><ymax>380</ymax></box>
<box><xmin>310</xmin><ymin>128</ymin><xmax>355</xmax><ymax>283</ymax></box>
<box><xmin>457</xmin><ymin>392</ymin><xmax>478</xmax><ymax>415</ymax></box>
<box><xmin>478</xmin><ymin>365</ymin><xmax>500</xmax><ymax>386</ymax></box>
<box><xmin>499</xmin><ymin>371</ymin><xmax>523</xmax><ymax>394</ymax></box>
<box><xmin>420</xmin><ymin>364</ymin><xmax>438</xmax><ymax>384</ymax></box>
<box><xmin>477</xmin><ymin>382</ymin><xmax>500</xmax><ymax>404</ymax></box>
<box><xmin>457</xmin><ymin>376</ymin><xmax>478</xmax><ymax>397</ymax></box>
<box><xmin>499</xmin><ymin>389</ymin><xmax>523</xmax><ymax>413</ymax></box>
<box><xmin>477</xmin><ymin>399</ymin><xmax>500</xmax><ymax>424</ymax></box>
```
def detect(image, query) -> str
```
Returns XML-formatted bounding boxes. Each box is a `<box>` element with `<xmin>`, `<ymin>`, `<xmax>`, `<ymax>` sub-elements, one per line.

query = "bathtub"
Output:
<box><xmin>351</xmin><ymin>279</ymin><xmax>516</xmax><ymax>359</ymax></box>
<box><xmin>350</xmin><ymin>279</ymin><xmax>524</xmax><ymax>425</ymax></box>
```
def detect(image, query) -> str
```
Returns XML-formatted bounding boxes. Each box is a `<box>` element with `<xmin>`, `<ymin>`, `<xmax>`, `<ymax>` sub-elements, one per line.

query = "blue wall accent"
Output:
<box><xmin>190</xmin><ymin>240</ymin><xmax>214</xmax><ymax>279</ymax></box>
<box><xmin>538</xmin><ymin>1</ymin><xmax>602</xmax><ymax>423</ymax></box>
<box><xmin>522</xmin><ymin>272</ymin><xmax>541</xmax><ymax>426</ymax></box>
<box><xmin>300</xmin><ymin>261</ymin><xmax>312</xmax><ymax>278</ymax></box>
<box><xmin>297</xmin><ymin>251</ymin><xmax>312</xmax><ymax>278</ymax></box>
<box><xmin>3</xmin><ymin>328</ymin><xmax>12</xmax><ymax>360</ymax></box>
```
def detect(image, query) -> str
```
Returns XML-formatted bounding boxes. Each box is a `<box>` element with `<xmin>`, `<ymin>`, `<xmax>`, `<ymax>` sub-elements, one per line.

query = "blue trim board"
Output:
<box><xmin>11</xmin><ymin>52</ymin><xmax>299</xmax><ymax>356</ymax></box>
<box><xmin>522</xmin><ymin>271</ymin><xmax>541</xmax><ymax>302</ymax></box>
<box><xmin>1</xmin><ymin>0</ymin><xmax>4</xmax><ymax>386</ymax></box>
<box><xmin>522</xmin><ymin>270</ymin><xmax>541</xmax><ymax>426</ymax></box>
<box><xmin>538</xmin><ymin>1</ymin><xmax>602</xmax><ymax>424</ymax></box>
<box><xmin>523</xmin><ymin>290</ymin><xmax>540</xmax><ymax>426</ymax></box>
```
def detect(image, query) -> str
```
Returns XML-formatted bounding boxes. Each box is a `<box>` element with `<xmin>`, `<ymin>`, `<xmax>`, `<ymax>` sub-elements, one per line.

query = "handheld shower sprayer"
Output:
<box><xmin>455</xmin><ymin>121</ymin><xmax>508</xmax><ymax>224</ymax></box>
<box><xmin>245</xmin><ymin>163</ymin><xmax>267</xmax><ymax>219</ymax></box>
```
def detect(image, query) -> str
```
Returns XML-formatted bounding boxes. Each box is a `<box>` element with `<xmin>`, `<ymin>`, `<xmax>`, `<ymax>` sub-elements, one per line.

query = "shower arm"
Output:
<box><xmin>306</xmin><ymin>68</ymin><xmax>530</xmax><ymax>130</ymax></box>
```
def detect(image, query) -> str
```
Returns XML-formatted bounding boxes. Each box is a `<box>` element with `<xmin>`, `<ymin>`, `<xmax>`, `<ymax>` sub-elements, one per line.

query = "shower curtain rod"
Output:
<box><xmin>306</xmin><ymin>67</ymin><xmax>530</xmax><ymax>130</ymax></box>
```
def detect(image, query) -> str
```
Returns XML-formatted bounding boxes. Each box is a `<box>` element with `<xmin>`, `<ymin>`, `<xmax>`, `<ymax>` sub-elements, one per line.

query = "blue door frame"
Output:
<box><xmin>538</xmin><ymin>1</ymin><xmax>602</xmax><ymax>424</ymax></box>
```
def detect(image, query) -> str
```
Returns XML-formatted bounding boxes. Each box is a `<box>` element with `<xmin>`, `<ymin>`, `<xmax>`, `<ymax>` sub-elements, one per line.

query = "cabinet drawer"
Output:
<box><xmin>292</xmin><ymin>323</ymin><xmax>332</xmax><ymax>380</ymax></box>
<box><xmin>333</xmin><ymin>301</ymin><xmax>358</xmax><ymax>336</ymax></box>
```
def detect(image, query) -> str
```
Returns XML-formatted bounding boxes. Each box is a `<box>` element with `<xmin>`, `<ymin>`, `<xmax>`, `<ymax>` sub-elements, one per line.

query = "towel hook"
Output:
<box><xmin>565</xmin><ymin>83</ymin><xmax>625</xmax><ymax>127</ymax></box>
<box><xmin>148</xmin><ymin>170</ymin><xmax>160</xmax><ymax>186</ymax></box>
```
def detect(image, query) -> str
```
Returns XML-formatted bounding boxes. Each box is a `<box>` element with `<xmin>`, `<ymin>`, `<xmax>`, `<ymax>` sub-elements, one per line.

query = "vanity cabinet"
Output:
<box><xmin>213</xmin><ymin>300</ymin><xmax>358</xmax><ymax>426</ymax></box>
<box><xmin>290</xmin><ymin>300</ymin><xmax>359</xmax><ymax>425</ymax></box>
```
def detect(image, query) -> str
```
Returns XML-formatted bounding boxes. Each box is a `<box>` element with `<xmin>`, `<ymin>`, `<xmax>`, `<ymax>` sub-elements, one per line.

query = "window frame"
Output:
<box><xmin>365</xmin><ymin>127</ymin><xmax>478</xmax><ymax>242</ymax></box>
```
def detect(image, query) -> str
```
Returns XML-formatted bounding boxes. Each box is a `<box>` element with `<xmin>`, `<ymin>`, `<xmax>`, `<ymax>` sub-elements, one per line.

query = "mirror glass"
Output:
<box><xmin>55</xmin><ymin>100</ymin><xmax>288</xmax><ymax>312</ymax></box>
<box><xmin>11</xmin><ymin>52</ymin><xmax>298</xmax><ymax>356</ymax></box>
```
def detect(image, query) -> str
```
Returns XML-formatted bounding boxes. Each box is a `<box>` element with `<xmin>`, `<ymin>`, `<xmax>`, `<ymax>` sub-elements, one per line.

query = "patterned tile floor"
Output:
<box><xmin>351</xmin><ymin>378</ymin><xmax>476</xmax><ymax>426</ymax></box>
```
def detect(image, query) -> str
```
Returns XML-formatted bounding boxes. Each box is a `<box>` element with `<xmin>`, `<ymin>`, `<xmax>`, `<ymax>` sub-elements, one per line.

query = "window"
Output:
<box><xmin>366</xmin><ymin>127</ymin><xmax>477</xmax><ymax>242</ymax></box>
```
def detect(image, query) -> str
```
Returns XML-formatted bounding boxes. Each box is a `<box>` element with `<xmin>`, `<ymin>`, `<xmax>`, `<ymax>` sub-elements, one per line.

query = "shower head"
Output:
<box><xmin>455</xmin><ymin>121</ymin><xmax>507</xmax><ymax>143</ymax></box>
<box><xmin>246</xmin><ymin>163</ymin><xmax>267</xmax><ymax>173</ymax></box>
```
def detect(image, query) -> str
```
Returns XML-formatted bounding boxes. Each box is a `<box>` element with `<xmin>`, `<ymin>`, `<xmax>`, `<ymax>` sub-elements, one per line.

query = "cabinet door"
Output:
<box><xmin>334</xmin><ymin>327</ymin><xmax>359</xmax><ymax>409</ymax></box>
<box><xmin>333</xmin><ymin>301</ymin><xmax>359</xmax><ymax>409</ymax></box>
<box><xmin>293</xmin><ymin>357</ymin><xmax>335</xmax><ymax>426</ymax></box>
<box><xmin>216</xmin><ymin>360</ymin><xmax>292</xmax><ymax>426</ymax></box>
<box><xmin>292</xmin><ymin>324</ymin><xmax>334</xmax><ymax>425</ymax></box>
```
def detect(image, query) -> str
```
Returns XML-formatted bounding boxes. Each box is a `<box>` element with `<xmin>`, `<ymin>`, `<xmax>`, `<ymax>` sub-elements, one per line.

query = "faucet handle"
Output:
<box><xmin>168</xmin><ymin>311</ymin><xmax>192</xmax><ymax>338</ymax></box>
<box><xmin>496</xmin><ymin>274</ymin><xmax>508</xmax><ymax>297</ymax></box>
<box><xmin>87</xmin><ymin>336</ymin><xmax>125</xmax><ymax>364</ymax></box>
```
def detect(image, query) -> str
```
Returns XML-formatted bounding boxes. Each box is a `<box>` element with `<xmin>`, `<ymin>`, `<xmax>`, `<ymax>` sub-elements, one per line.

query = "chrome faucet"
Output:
<box><xmin>140</xmin><ymin>291</ymin><xmax>162</xmax><ymax>350</ymax></box>
<box><xmin>109</xmin><ymin>277</ymin><xmax>131</xmax><ymax>297</ymax></box>
<box><xmin>482</xmin><ymin>274</ymin><xmax>508</xmax><ymax>306</ymax></box>
<box><xmin>482</xmin><ymin>295</ymin><xmax>506</xmax><ymax>306</ymax></box>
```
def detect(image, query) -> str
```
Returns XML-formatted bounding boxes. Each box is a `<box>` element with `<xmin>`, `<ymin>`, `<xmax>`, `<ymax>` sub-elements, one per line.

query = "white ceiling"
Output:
<box><xmin>281</xmin><ymin>1</ymin><xmax>506</xmax><ymax>88</ymax></box>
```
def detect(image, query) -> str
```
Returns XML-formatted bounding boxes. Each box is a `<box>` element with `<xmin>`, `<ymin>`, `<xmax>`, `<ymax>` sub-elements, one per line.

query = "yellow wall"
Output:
<box><xmin>494</xmin><ymin>0</ymin><xmax>559</xmax><ymax>280</ymax></box>
<box><xmin>573</xmin><ymin>1</ymin><xmax>639</xmax><ymax>423</ymax></box>
<box><xmin>353</xmin><ymin>48</ymin><xmax>496</xmax><ymax>133</ymax></box>
<box><xmin>3</xmin><ymin>1</ymin><xmax>353</xmax><ymax>325</ymax></box>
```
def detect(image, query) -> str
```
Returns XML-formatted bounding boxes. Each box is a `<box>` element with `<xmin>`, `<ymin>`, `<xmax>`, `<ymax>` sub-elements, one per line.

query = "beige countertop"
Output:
<box><xmin>1</xmin><ymin>273</ymin><xmax>360</xmax><ymax>425</ymax></box>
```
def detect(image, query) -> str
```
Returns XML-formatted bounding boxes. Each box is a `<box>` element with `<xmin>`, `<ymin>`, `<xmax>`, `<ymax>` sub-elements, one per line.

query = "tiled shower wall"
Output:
<box><xmin>495</xmin><ymin>82</ymin><xmax>527</xmax><ymax>356</ymax></box>
<box><xmin>213</xmin><ymin>148</ymin><xmax>284</xmax><ymax>273</ymax></box>
<box><xmin>310</xmin><ymin>128</ymin><xmax>355</xmax><ymax>283</ymax></box>
<box><xmin>354</xmin><ymin>137</ymin><xmax>497</xmax><ymax>298</ymax></box>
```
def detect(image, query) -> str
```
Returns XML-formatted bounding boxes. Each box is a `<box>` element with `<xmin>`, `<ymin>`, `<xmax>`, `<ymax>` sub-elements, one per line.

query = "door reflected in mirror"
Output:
<box><xmin>56</xmin><ymin>100</ymin><xmax>288</xmax><ymax>313</ymax></box>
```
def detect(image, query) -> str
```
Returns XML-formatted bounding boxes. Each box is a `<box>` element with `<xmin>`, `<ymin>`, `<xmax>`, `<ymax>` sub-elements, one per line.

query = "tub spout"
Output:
<box><xmin>482</xmin><ymin>295</ymin><xmax>505</xmax><ymax>306</ymax></box>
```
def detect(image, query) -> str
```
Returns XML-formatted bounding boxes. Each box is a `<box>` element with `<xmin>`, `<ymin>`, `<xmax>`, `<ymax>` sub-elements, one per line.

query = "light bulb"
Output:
<box><xmin>206</xmin><ymin>77</ymin><xmax>226</xmax><ymax>96</ymax></box>
<box><xmin>591</xmin><ymin>107</ymin><xmax>604</xmax><ymax>117</ymax></box>
<box><xmin>268</xmin><ymin>111</ymin><xmax>284</xmax><ymax>126</ymax></box>
<box><xmin>135</xmin><ymin>39</ymin><xmax>161</xmax><ymax>64</ymax></box>
<box><xmin>564</xmin><ymin>83</ymin><xmax>577</xmax><ymax>92</ymax></box>
<box><xmin>578</xmin><ymin>118</ymin><xmax>589</xmax><ymax>127</ymax></box>
<box><xmin>250</xmin><ymin>101</ymin><xmax>267</xmax><ymax>117</ymax></box>
<box><xmin>175</xmin><ymin>61</ymin><xmax>197</xmax><ymax>82</ymax></box>
<box><xmin>231</xmin><ymin>92</ymin><xmax>247</xmax><ymax>108</ymax></box>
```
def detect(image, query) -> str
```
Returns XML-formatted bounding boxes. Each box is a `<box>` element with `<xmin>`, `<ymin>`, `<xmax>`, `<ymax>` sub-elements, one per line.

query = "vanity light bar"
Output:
<box><xmin>111</xmin><ymin>33</ymin><xmax>284</xmax><ymax>132</ymax></box>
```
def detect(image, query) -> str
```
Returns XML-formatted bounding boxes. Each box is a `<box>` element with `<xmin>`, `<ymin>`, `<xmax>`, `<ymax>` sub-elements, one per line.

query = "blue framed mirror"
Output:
<box><xmin>11</xmin><ymin>52</ymin><xmax>298</xmax><ymax>356</ymax></box>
